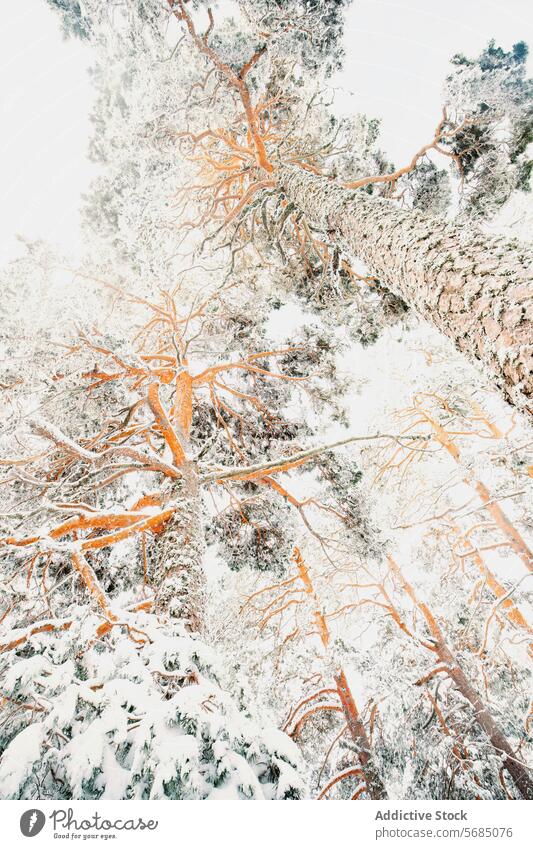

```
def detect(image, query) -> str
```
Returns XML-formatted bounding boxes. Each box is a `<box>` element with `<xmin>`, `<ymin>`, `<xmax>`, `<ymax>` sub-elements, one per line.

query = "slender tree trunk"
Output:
<box><xmin>387</xmin><ymin>557</ymin><xmax>533</xmax><ymax>799</ymax></box>
<box><xmin>449</xmin><ymin>525</ymin><xmax>533</xmax><ymax>657</ymax></box>
<box><xmin>279</xmin><ymin>165</ymin><xmax>533</xmax><ymax>411</ymax></box>
<box><xmin>417</xmin><ymin>403</ymin><xmax>533</xmax><ymax>572</ymax></box>
<box><xmin>294</xmin><ymin>548</ymin><xmax>387</xmax><ymax>798</ymax></box>
<box><xmin>153</xmin><ymin>460</ymin><xmax>206</xmax><ymax>630</ymax></box>
<box><xmin>436</xmin><ymin>640</ymin><xmax>533</xmax><ymax>800</ymax></box>
<box><xmin>334</xmin><ymin>670</ymin><xmax>388</xmax><ymax>800</ymax></box>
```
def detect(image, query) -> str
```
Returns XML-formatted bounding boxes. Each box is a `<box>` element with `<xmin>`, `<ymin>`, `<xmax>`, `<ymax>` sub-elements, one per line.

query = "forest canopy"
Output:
<box><xmin>0</xmin><ymin>0</ymin><xmax>531</xmax><ymax>801</ymax></box>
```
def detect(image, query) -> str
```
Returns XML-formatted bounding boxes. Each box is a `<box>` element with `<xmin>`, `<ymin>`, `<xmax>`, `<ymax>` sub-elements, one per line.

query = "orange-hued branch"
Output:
<box><xmin>246</xmin><ymin>547</ymin><xmax>388</xmax><ymax>799</ymax></box>
<box><xmin>167</xmin><ymin>0</ymin><xmax>274</xmax><ymax>172</ymax></box>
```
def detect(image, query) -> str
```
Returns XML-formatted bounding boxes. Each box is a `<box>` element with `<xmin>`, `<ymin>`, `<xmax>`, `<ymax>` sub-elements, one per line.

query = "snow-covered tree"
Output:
<box><xmin>0</xmin><ymin>270</ymin><xmax>381</xmax><ymax>798</ymax></box>
<box><xmin>1</xmin><ymin>0</ymin><xmax>531</xmax><ymax>803</ymax></box>
<box><xmin>444</xmin><ymin>40</ymin><xmax>532</xmax><ymax>219</ymax></box>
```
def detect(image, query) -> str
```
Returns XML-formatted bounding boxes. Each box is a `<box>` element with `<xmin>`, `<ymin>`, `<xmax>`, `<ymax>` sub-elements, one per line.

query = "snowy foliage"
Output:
<box><xmin>0</xmin><ymin>616</ymin><xmax>305</xmax><ymax>799</ymax></box>
<box><xmin>1</xmin><ymin>0</ymin><xmax>532</xmax><ymax>803</ymax></box>
<box><xmin>444</xmin><ymin>40</ymin><xmax>532</xmax><ymax>218</ymax></box>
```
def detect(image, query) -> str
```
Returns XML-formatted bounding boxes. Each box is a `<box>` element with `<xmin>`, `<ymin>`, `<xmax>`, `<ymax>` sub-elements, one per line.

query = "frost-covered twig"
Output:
<box><xmin>201</xmin><ymin>432</ymin><xmax>431</xmax><ymax>483</ymax></box>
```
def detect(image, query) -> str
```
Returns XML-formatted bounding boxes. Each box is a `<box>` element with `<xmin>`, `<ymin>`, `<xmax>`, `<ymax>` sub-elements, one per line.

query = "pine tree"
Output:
<box><xmin>2</xmin><ymin>0</ymin><xmax>531</xmax><ymax>803</ymax></box>
<box><xmin>0</xmin><ymin>280</ymin><xmax>320</xmax><ymax>799</ymax></box>
<box><xmin>111</xmin><ymin>0</ymin><xmax>531</xmax><ymax>410</ymax></box>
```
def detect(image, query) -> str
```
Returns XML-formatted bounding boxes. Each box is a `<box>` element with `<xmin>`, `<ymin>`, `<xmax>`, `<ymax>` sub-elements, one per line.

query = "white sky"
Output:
<box><xmin>0</xmin><ymin>1</ymin><xmax>96</xmax><ymax>264</ymax></box>
<box><xmin>0</xmin><ymin>0</ymin><xmax>531</xmax><ymax>263</ymax></box>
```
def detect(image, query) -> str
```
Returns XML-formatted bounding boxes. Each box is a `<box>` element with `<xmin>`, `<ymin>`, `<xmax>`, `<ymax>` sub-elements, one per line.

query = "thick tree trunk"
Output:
<box><xmin>279</xmin><ymin>165</ymin><xmax>533</xmax><ymax>411</ymax></box>
<box><xmin>154</xmin><ymin>460</ymin><xmax>206</xmax><ymax>630</ymax></box>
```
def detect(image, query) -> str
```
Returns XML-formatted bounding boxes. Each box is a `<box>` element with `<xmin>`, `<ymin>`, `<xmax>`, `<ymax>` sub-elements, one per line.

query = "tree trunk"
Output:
<box><xmin>279</xmin><ymin>165</ymin><xmax>533</xmax><ymax>412</ymax></box>
<box><xmin>387</xmin><ymin>557</ymin><xmax>533</xmax><ymax>799</ymax></box>
<box><xmin>436</xmin><ymin>641</ymin><xmax>533</xmax><ymax>800</ymax></box>
<box><xmin>416</xmin><ymin>402</ymin><xmax>533</xmax><ymax>572</ymax></box>
<box><xmin>334</xmin><ymin>670</ymin><xmax>388</xmax><ymax>800</ymax></box>
<box><xmin>154</xmin><ymin>460</ymin><xmax>206</xmax><ymax>630</ymax></box>
<box><xmin>293</xmin><ymin>548</ymin><xmax>387</xmax><ymax>798</ymax></box>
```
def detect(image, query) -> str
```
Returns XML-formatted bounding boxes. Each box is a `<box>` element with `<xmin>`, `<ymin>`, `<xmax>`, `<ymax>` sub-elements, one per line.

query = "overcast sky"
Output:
<box><xmin>1</xmin><ymin>0</ymin><xmax>531</xmax><ymax>263</ymax></box>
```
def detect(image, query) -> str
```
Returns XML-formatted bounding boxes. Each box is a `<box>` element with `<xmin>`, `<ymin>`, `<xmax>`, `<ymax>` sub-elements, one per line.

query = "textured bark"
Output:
<box><xmin>154</xmin><ymin>461</ymin><xmax>206</xmax><ymax>630</ymax></box>
<box><xmin>279</xmin><ymin>165</ymin><xmax>533</xmax><ymax>411</ymax></box>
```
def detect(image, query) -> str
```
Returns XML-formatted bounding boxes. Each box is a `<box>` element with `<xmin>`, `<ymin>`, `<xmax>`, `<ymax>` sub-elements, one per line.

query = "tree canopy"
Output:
<box><xmin>0</xmin><ymin>0</ymin><xmax>532</xmax><ymax>801</ymax></box>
